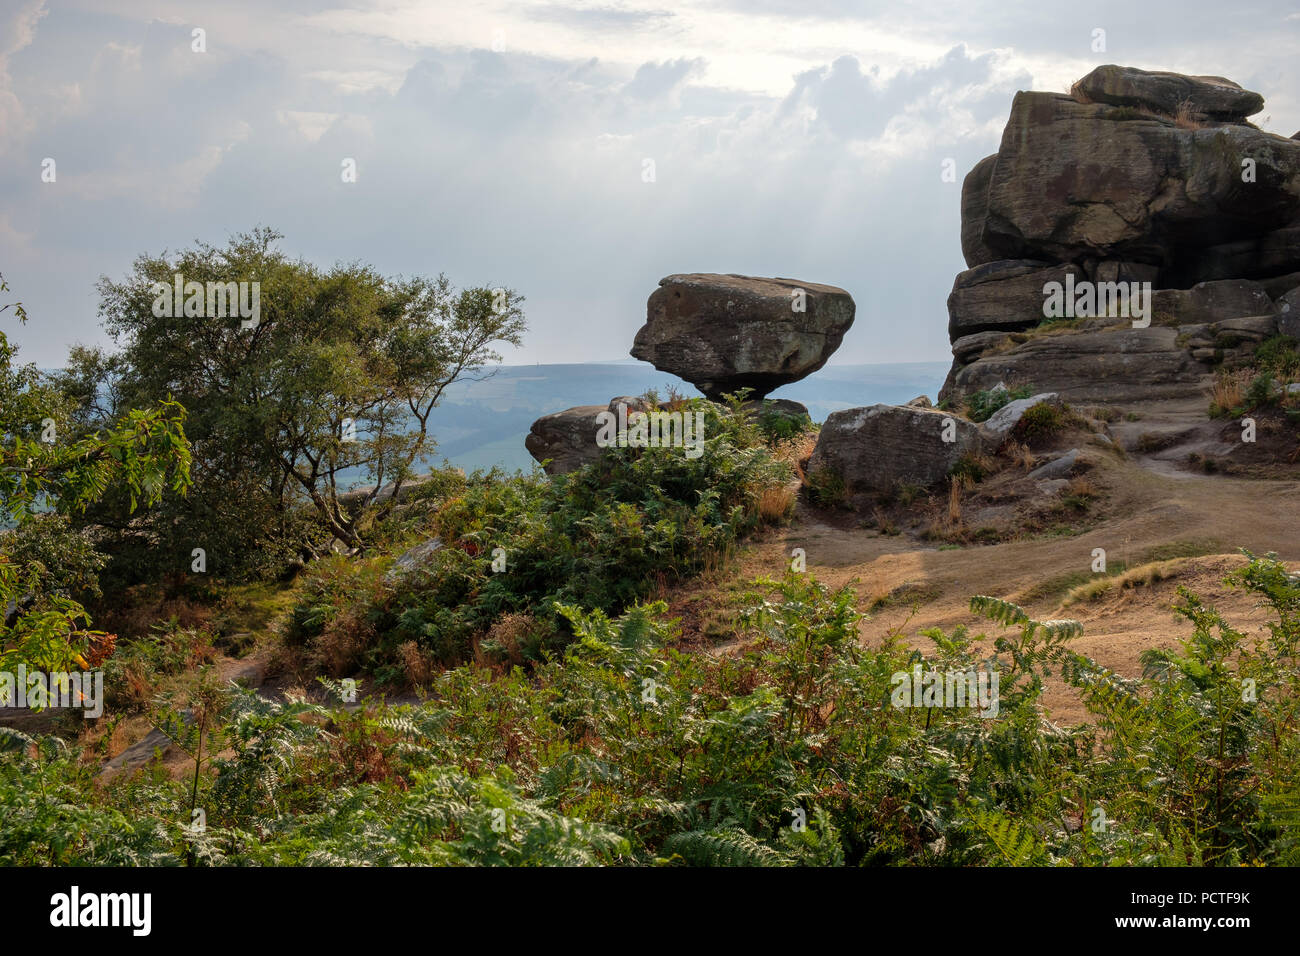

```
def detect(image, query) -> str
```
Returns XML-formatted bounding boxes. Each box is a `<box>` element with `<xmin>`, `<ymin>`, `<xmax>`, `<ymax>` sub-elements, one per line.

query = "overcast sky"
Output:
<box><xmin>2</xmin><ymin>0</ymin><xmax>1298</xmax><ymax>368</ymax></box>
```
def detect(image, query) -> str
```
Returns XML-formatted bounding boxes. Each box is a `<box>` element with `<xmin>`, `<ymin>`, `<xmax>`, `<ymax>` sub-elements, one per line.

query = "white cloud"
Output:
<box><xmin>2</xmin><ymin>0</ymin><xmax>1299</xmax><ymax>371</ymax></box>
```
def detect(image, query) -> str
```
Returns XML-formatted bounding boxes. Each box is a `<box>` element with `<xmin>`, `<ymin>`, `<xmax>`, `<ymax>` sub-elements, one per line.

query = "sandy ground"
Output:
<box><xmin>668</xmin><ymin>395</ymin><xmax>1300</xmax><ymax>724</ymax></box>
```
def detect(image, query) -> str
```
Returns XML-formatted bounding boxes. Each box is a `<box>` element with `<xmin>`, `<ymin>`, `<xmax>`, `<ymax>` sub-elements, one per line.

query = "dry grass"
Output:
<box><xmin>1065</xmin><ymin>475</ymin><xmax>1100</xmax><ymax>499</ymax></box>
<box><xmin>946</xmin><ymin>476</ymin><xmax>963</xmax><ymax>527</ymax></box>
<box><xmin>1211</xmin><ymin>368</ymin><xmax>1254</xmax><ymax>412</ymax></box>
<box><xmin>397</xmin><ymin>640</ymin><xmax>436</xmax><ymax>686</ymax></box>
<box><xmin>758</xmin><ymin>485</ymin><xmax>796</xmax><ymax>524</ymax></box>
<box><xmin>472</xmin><ymin>612</ymin><xmax>533</xmax><ymax>670</ymax></box>
<box><xmin>1173</xmin><ymin>99</ymin><xmax>1207</xmax><ymax>130</ymax></box>
<box><xmin>1062</xmin><ymin>557</ymin><xmax>1191</xmax><ymax>606</ymax></box>
<box><xmin>778</xmin><ymin>429</ymin><xmax>820</xmax><ymax>479</ymax></box>
<box><xmin>1004</xmin><ymin>440</ymin><xmax>1037</xmax><ymax>472</ymax></box>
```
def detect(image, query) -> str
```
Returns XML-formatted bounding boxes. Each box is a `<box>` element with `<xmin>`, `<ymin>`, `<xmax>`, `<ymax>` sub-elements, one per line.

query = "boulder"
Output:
<box><xmin>948</xmin><ymin>260</ymin><xmax>1085</xmax><ymax>341</ymax></box>
<box><xmin>386</xmin><ymin>537</ymin><xmax>443</xmax><ymax>582</ymax></box>
<box><xmin>743</xmin><ymin>397</ymin><xmax>811</xmax><ymax>426</ymax></box>
<box><xmin>524</xmin><ymin>395</ymin><xmax>656</xmax><ymax>475</ymax></box>
<box><xmin>1026</xmin><ymin>449</ymin><xmax>1081</xmax><ymax>481</ymax></box>
<box><xmin>979</xmin><ymin>392</ymin><xmax>1062</xmax><ymax>444</ymax></box>
<box><xmin>631</xmin><ymin>274</ymin><xmax>855</xmax><ymax>399</ymax></box>
<box><xmin>525</xmin><ymin>404</ymin><xmax>608</xmax><ymax>475</ymax></box>
<box><xmin>981</xmin><ymin>91</ymin><xmax>1300</xmax><ymax>264</ymax></box>
<box><xmin>1262</xmin><ymin>271</ymin><xmax>1300</xmax><ymax>300</ymax></box>
<box><xmin>1073</xmin><ymin>65</ymin><xmax>1264</xmax><ymax>122</ymax></box>
<box><xmin>338</xmin><ymin>473</ymin><xmax>440</xmax><ymax>511</ymax></box>
<box><xmin>960</xmin><ymin>154</ymin><xmax>999</xmax><ymax>267</ymax></box>
<box><xmin>806</xmin><ymin>404</ymin><xmax>983</xmax><ymax>494</ymax></box>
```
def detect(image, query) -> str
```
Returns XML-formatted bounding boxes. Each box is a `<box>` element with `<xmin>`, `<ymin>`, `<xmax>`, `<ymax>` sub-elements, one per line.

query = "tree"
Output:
<box><xmin>86</xmin><ymin>228</ymin><xmax>525</xmax><ymax>575</ymax></box>
<box><xmin>0</xmin><ymin>273</ymin><xmax>191</xmax><ymax>673</ymax></box>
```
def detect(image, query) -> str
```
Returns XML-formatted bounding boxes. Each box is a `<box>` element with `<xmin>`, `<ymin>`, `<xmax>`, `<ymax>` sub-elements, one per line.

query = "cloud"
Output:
<box><xmin>1</xmin><ymin>0</ymin><xmax>1298</xmax><ymax>374</ymax></box>
<box><xmin>0</xmin><ymin>0</ymin><xmax>47</xmax><ymax>144</ymax></box>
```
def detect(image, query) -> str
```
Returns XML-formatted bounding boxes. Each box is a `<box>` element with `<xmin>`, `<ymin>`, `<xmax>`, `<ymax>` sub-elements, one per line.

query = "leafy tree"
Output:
<box><xmin>84</xmin><ymin>228</ymin><xmax>525</xmax><ymax>579</ymax></box>
<box><xmin>0</xmin><ymin>273</ymin><xmax>191</xmax><ymax>673</ymax></box>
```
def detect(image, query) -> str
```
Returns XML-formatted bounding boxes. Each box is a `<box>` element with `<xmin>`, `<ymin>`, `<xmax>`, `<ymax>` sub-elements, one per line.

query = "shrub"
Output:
<box><xmin>11</xmin><ymin>552</ymin><xmax>1300</xmax><ymax>866</ymax></box>
<box><xmin>807</xmin><ymin>467</ymin><xmax>848</xmax><ymax>509</ymax></box>
<box><xmin>1009</xmin><ymin>402</ymin><xmax>1068</xmax><ymax>444</ymax></box>
<box><xmin>292</xmin><ymin>399</ymin><xmax>792</xmax><ymax>670</ymax></box>
<box><xmin>965</xmin><ymin>384</ymin><xmax>1033</xmax><ymax>423</ymax></box>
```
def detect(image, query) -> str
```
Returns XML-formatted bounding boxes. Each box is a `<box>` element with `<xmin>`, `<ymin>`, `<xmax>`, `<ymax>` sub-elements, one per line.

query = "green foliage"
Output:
<box><xmin>949</xmin><ymin>453</ymin><xmax>991</xmax><ymax>484</ymax></box>
<box><xmin>1009</xmin><ymin>402</ymin><xmax>1068</xmax><ymax>444</ymax></box>
<box><xmin>806</xmin><ymin>466</ymin><xmax>847</xmax><ymax>508</ymax></box>
<box><xmin>5</xmin><ymin>551</ymin><xmax>1300</xmax><ymax>865</ymax></box>
<box><xmin>753</xmin><ymin>404</ymin><xmax>813</xmax><ymax>445</ymax></box>
<box><xmin>1256</xmin><ymin>335</ymin><xmax>1300</xmax><ymax>381</ymax></box>
<box><xmin>1244</xmin><ymin>372</ymin><xmax>1277</xmax><ymax>411</ymax></box>
<box><xmin>291</xmin><ymin>400</ymin><xmax>792</xmax><ymax>669</ymax></box>
<box><xmin>82</xmin><ymin>229</ymin><xmax>525</xmax><ymax>581</ymax></box>
<box><xmin>0</xmin><ymin>272</ymin><xmax>192</xmax><ymax>674</ymax></box>
<box><xmin>966</xmin><ymin>385</ymin><xmax>1032</xmax><ymax>423</ymax></box>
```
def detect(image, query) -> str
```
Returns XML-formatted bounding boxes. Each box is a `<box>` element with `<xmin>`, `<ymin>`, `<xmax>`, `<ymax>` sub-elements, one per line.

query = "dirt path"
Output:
<box><xmin>686</xmin><ymin>407</ymin><xmax>1300</xmax><ymax>723</ymax></box>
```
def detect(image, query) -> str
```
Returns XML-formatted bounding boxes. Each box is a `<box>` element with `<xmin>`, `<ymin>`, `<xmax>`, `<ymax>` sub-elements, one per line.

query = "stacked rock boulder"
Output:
<box><xmin>526</xmin><ymin>274</ymin><xmax>855</xmax><ymax>474</ymax></box>
<box><xmin>942</xmin><ymin>65</ymin><xmax>1300</xmax><ymax>406</ymax></box>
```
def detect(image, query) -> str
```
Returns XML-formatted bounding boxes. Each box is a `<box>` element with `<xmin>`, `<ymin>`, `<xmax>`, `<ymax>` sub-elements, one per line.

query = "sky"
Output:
<box><xmin>2</xmin><ymin>0</ymin><xmax>1298</xmax><ymax>369</ymax></box>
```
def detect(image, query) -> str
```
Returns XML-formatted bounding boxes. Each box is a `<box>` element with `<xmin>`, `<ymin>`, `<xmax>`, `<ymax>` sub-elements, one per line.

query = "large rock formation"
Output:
<box><xmin>941</xmin><ymin>65</ymin><xmax>1300</xmax><ymax>407</ymax></box>
<box><xmin>630</xmin><ymin>274</ymin><xmax>855</xmax><ymax>399</ymax></box>
<box><xmin>806</xmin><ymin>405</ymin><xmax>983</xmax><ymax>493</ymax></box>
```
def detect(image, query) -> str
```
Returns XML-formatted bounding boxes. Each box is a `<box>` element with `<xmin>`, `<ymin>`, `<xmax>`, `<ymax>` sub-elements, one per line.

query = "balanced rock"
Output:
<box><xmin>1073</xmin><ymin>65</ymin><xmax>1264</xmax><ymax>122</ymax></box>
<box><xmin>807</xmin><ymin>405</ymin><xmax>982</xmax><ymax>494</ymax></box>
<box><xmin>631</xmin><ymin>274</ymin><xmax>854</xmax><ymax>400</ymax></box>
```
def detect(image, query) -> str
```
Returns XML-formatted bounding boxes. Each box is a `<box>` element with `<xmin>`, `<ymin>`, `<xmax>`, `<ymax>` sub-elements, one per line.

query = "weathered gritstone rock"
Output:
<box><xmin>960</xmin><ymin>154</ymin><xmax>999</xmax><ymax>268</ymax></box>
<box><xmin>979</xmin><ymin>92</ymin><xmax>1300</xmax><ymax>265</ymax></box>
<box><xmin>742</xmin><ymin>397</ymin><xmax>811</xmax><ymax>426</ymax></box>
<box><xmin>1026</xmin><ymin>448</ymin><xmax>1082</xmax><ymax>481</ymax></box>
<box><xmin>943</xmin><ymin>66</ymin><xmax>1300</xmax><ymax>408</ymax></box>
<box><xmin>951</xmin><ymin>330</ymin><xmax>1013</xmax><ymax>364</ymax></box>
<box><xmin>806</xmin><ymin>404</ymin><xmax>982</xmax><ymax>493</ymax></box>
<box><xmin>948</xmin><ymin>260</ymin><xmax>1085</xmax><ymax>342</ymax></box>
<box><xmin>525</xmin><ymin>403</ymin><xmax>610</xmax><ymax>475</ymax></box>
<box><xmin>386</xmin><ymin>537</ymin><xmax>443</xmax><ymax>582</ymax></box>
<box><xmin>631</xmin><ymin>273</ymin><xmax>855</xmax><ymax>399</ymax></box>
<box><xmin>1170</xmin><ymin>224</ymin><xmax>1300</xmax><ymax>286</ymax></box>
<box><xmin>1073</xmin><ymin>65</ymin><xmax>1264</xmax><ymax>122</ymax></box>
<box><xmin>944</xmin><ymin>327</ymin><xmax>1203</xmax><ymax>405</ymax></box>
<box><xmin>1151</xmin><ymin>279</ymin><xmax>1275</xmax><ymax>327</ymax></box>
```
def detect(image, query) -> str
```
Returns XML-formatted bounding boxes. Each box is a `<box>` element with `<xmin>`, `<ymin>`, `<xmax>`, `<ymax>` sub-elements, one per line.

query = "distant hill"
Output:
<box><xmin>423</xmin><ymin>361</ymin><xmax>949</xmax><ymax>473</ymax></box>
